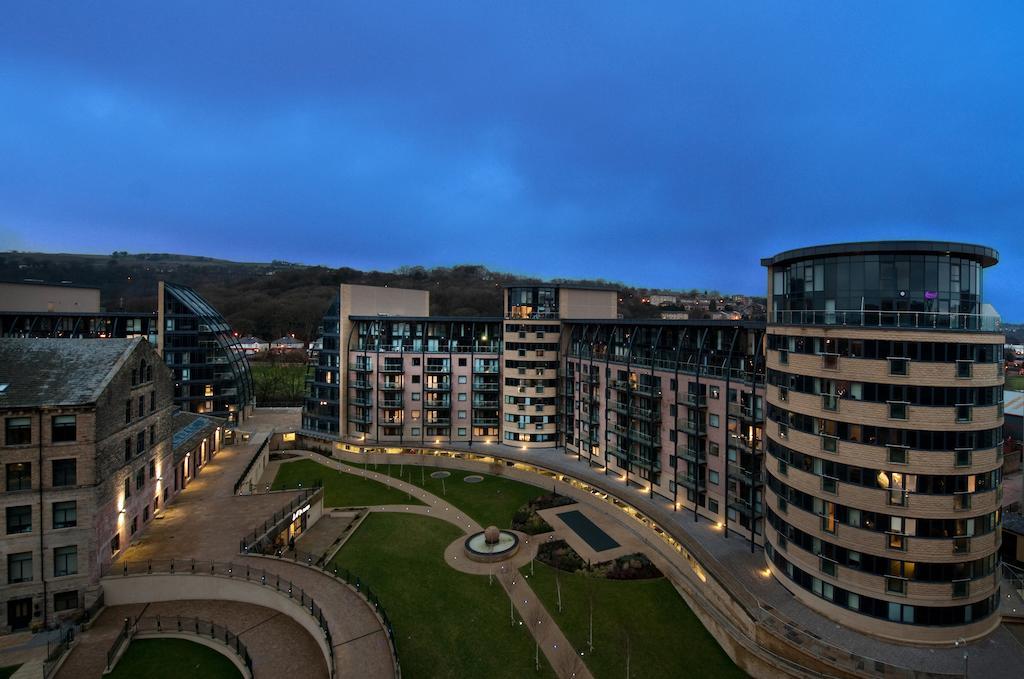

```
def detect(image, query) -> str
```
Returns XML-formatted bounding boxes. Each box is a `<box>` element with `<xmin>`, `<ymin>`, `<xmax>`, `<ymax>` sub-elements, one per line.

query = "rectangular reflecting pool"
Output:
<box><xmin>557</xmin><ymin>509</ymin><xmax>620</xmax><ymax>552</ymax></box>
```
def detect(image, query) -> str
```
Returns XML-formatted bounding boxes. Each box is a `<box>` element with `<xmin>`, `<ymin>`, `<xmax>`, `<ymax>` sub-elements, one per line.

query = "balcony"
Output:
<box><xmin>424</xmin><ymin>418</ymin><xmax>451</xmax><ymax>427</ymax></box>
<box><xmin>353</xmin><ymin>361</ymin><xmax>373</xmax><ymax>373</ymax></box>
<box><xmin>581</xmin><ymin>373</ymin><xmax>601</xmax><ymax>385</ymax></box>
<box><xmin>472</xmin><ymin>399</ymin><xmax>499</xmax><ymax>409</ymax></box>
<box><xmin>380</xmin><ymin>362</ymin><xmax>404</xmax><ymax>374</ymax></box>
<box><xmin>678</xmin><ymin>419</ymin><xmax>706</xmax><ymax>437</ymax></box>
<box><xmin>727</xmin><ymin>461</ymin><xmax>762</xmax><ymax>485</ymax></box>
<box><xmin>472</xmin><ymin>417</ymin><xmax>500</xmax><ymax>426</ymax></box>
<box><xmin>679</xmin><ymin>393</ymin><xmax>707</xmax><ymax>408</ymax></box>
<box><xmin>349</xmin><ymin>412</ymin><xmax>372</xmax><ymax>424</ymax></box>
<box><xmin>425</xmin><ymin>381</ymin><xmax>451</xmax><ymax>392</ymax></box>
<box><xmin>378</xmin><ymin>398</ymin><xmax>403</xmax><ymax>408</ymax></box>
<box><xmin>425</xmin><ymin>363</ymin><xmax>451</xmax><ymax>374</ymax></box>
<box><xmin>677</xmin><ymin>445</ymin><xmax>706</xmax><ymax>463</ymax></box>
<box><xmin>350</xmin><ymin>396</ymin><xmax>373</xmax><ymax>407</ymax></box>
<box><xmin>351</xmin><ymin>379</ymin><xmax>373</xmax><ymax>390</ymax></box>
<box><xmin>473</xmin><ymin>362</ymin><xmax>500</xmax><ymax>374</ymax></box>
<box><xmin>380</xmin><ymin>380</ymin><xmax>404</xmax><ymax>391</ymax></box>
<box><xmin>472</xmin><ymin>381</ymin><xmax>500</xmax><ymax>392</ymax></box>
<box><xmin>769</xmin><ymin>308</ymin><xmax>1001</xmax><ymax>332</ymax></box>
<box><xmin>424</xmin><ymin>399</ymin><xmax>451</xmax><ymax>409</ymax></box>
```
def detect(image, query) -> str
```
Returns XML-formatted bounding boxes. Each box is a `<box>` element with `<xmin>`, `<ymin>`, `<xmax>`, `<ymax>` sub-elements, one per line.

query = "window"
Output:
<box><xmin>110</xmin><ymin>534</ymin><xmax>120</xmax><ymax>555</ymax></box>
<box><xmin>889</xmin><ymin>358</ymin><xmax>909</xmax><ymax>376</ymax></box>
<box><xmin>956</xmin><ymin>405</ymin><xmax>972</xmax><ymax>423</ymax></box>
<box><xmin>124</xmin><ymin>476</ymin><xmax>131</xmax><ymax>499</ymax></box>
<box><xmin>708</xmin><ymin>499</ymin><xmax>719</xmax><ymax>514</ymax></box>
<box><xmin>6</xmin><ymin>462</ymin><xmax>31</xmax><ymax>491</ymax></box>
<box><xmin>149</xmin><ymin>392</ymin><xmax>155</xmax><ymax>412</ymax></box>
<box><xmin>5</xmin><ymin>417</ymin><xmax>31</xmax><ymax>445</ymax></box>
<box><xmin>149</xmin><ymin>425</ymin><xmax>155</xmax><ymax>446</ymax></box>
<box><xmin>138</xmin><ymin>396</ymin><xmax>145</xmax><ymax>418</ymax></box>
<box><xmin>6</xmin><ymin>505</ymin><xmax>32</xmax><ymax>534</ymax></box>
<box><xmin>51</xmin><ymin>415</ymin><xmax>76</xmax><ymax>443</ymax></box>
<box><xmin>709</xmin><ymin>442</ymin><xmax>719</xmax><ymax>456</ymax></box>
<box><xmin>458</xmin><ymin>410</ymin><xmax>467</xmax><ymax>420</ymax></box>
<box><xmin>709</xmin><ymin>470</ymin><xmax>720</xmax><ymax>485</ymax></box>
<box><xmin>53</xmin><ymin>546</ymin><xmax>78</xmax><ymax>577</ymax></box>
<box><xmin>411</xmin><ymin>427</ymin><xmax>421</xmax><ymax>436</ymax></box>
<box><xmin>131</xmin><ymin>516</ymin><xmax>138</xmax><ymax>535</ymax></box>
<box><xmin>125</xmin><ymin>399</ymin><xmax>132</xmax><ymax>423</ymax></box>
<box><xmin>956</xmin><ymin>360</ymin><xmax>972</xmax><ymax>379</ymax></box>
<box><xmin>411</xmin><ymin>393</ymin><xmax>421</xmax><ymax>401</ymax></box>
<box><xmin>821</xmin><ymin>436</ymin><xmax>837</xmax><ymax>453</ymax></box>
<box><xmin>124</xmin><ymin>438</ymin><xmax>132</xmax><ymax>462</ymax></box>
<box><xmin>458</xmin><ymin>358</ymin><xmax>467</xmax><ymax>367</ymax></box>
<box><xmin>458</xmin><ymin>375</ymin><xmax>468</xmax><ymax>384</ymax></box>
<box><xmin>53</xmin><ymin>590</ymin><xmax>79</xmax><ymax>612</ymax></box>
<box><xmin>136</xmin><ymin>431</ymin><xmax>145</xmax><ymax>455</ymax></box>
<box><xmin>7</xmin><ymin>552</ymin><xmax>32</xmax><ymax>583</ymax></box>
<box><xmin>952</xmin><ymin>580</ymin><xmax>969</xmax><ymax>598</ymax></box>
<box><xmin>149</xmin><ymin>459</ymin><xmax>156</xmax><ymax>479</ymax></box>
<box><xmin>888</xmin><ymin>446</ymin><xmax>908</xmax><ymax>464</ymax></box>
<box><xmin>53</xmin><ymin>501</ymin><xmax>77</xmax><ymax>529</ymax></box>
<box><xmin>143</xmin><ymin>504</ymin><xmax>150</xmax><ymax>522</ymax></box>
<box><xmin>412</xmin><ymin>357</ymin><xmax>421</xmax><ymax>366</ymax></box>
<box><xmin>954</xmin><ymin>449</ymin><xmax>971</xmax><ymax>467</ymax></box>
<box><xmin>458</xmin><ymin>427</ymin><xmax>467</xmax><ymax>436</ymax></box>
<box><xmin>888</xmin><ymin>402</ymin><xmax>907</xmax><ymax>420</ymax></box>
<box><xmin>135</xmin><ymin>467</ymin><xmax>145</xmax><ymax>490</ymax></box>
<box><xmin>52</xmin><ymin>459</ymin><xmax>77</xmax><ymax>487</ymax></box>
<box><xmin>412</xmin><ymin>375</ymin><xmax>420</xmax><ymax>384</ymax></box>
<box><xmin>709</xmin><ymin>414</ymin><xmax>720</xmax><ymax>428</ymax></box>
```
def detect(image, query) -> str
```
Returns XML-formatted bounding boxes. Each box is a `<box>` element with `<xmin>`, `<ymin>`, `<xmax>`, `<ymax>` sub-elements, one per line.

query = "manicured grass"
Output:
<box><xmin>331</xmin><ymin>513</ymin><xmax>555</xmax><ymax>679</ymax></box>
<box><xmin>350</xmin><ymin>460</ymin><xmax>548</xmax><ymax>527</ymax></box>
<box><xmin>0</xmin><ymin>665</ymin><xmax>21</xmax><ymax>679</ymax></box>
<box><xmin>271</xmin><ymin>458</ymin><xmax>424</xmax><ymax>508</ymax></box>
<box><xmin>522</xmin><ymin>561</ymin><xmax>744</xmax><ymax>679</ymax></box>
<box><xmin>1005</xmin><ymin>374</ymin><xmax>1024</xmax><ymax>391</ymax></box>
<box><xmin>107</xmin><ymin>638</ymin><xmax>241</xmax><ymax>679</ymax></box>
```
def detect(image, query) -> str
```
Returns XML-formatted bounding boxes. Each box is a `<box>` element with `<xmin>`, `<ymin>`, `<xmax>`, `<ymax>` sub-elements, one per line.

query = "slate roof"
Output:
<box><xmin>0</xmin><ymin>338</ymin><xmax>140</xmax><ymax>408</ymax></box>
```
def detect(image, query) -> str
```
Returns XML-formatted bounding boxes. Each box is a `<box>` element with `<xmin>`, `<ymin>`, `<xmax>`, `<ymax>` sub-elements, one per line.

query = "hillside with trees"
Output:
<box><xmin>0</xmin><ymin>251</ymin><xmax>761</xmax><ymax>341</ymax></box>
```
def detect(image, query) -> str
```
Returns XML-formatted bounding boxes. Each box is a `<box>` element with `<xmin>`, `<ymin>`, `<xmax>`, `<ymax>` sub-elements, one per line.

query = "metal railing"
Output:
<box><xmin>232</xmin><ymin>434</ymin><xmax>271</xmax><ymax>495</ymax></box>
<box><xmin>239</xmin><ymin>486</ymin><xmax>323</xmax><ymax>553</ymax></box>
<box><xmin>770</xmin><ymin>308</ymin><xmax>1001</xmax><ymax>332</ymax></box>
<box><xmin>105</xmin><ymin>614</ymin><xmax>253</xmax><ymax>674</ymax></box>
<box><xmin>110</xmin><ymin>559</ymin><xmax>333</xmax><ymax>675</ymax></box>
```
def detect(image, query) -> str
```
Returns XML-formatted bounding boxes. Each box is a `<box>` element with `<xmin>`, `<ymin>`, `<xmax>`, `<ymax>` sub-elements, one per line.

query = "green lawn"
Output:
<box><xmin>350</xmin><ymin>460</ymin><xmax>548</xmax><ymax>528</ymax></box>
<box><xmin>0</xmin><ymin>665</ymin><xmax>21</xmax><ymax>679</ymax></box>
<box><xmin>108</xmin><ymin>638</ymin><xmax>241</xmax><ymax>679</ymax></box>
<box><xmin>1006</xmin><ymin>374</ymin><xmax>1024</xmax><ymax>391</ymax></box>
<box><xmin>331</xmin><ymin>513</ymin><xmax>554</xmax><ymax>679</ymax></box>
<box><xmin>271</xmin><ymin>458</ymin><xmax>424</xmax><ymax>508</ymax></box>
<box><xmin>522</xmin><ymin>561</ymin><xmax>744</xmax><ymax>679</ymax></box>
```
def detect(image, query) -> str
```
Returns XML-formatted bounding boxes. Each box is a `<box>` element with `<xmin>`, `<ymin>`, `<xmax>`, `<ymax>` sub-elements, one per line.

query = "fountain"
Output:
<box><xmin>464</xmin><ymin>525</ymin><xmax>520</xmax><ymax>563</ymax></box>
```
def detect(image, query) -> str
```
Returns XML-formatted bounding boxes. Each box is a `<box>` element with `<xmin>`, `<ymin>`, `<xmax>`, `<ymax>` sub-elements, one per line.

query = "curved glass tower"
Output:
<box><xmin>761</xmin><ymin>242</ymin><xmax>1003</xmax><ymax>642</ymax></box>
<box><xmin>158</xmin><ymin>281</ymin><xmax>254</xmax><ymax>425</ymax></box>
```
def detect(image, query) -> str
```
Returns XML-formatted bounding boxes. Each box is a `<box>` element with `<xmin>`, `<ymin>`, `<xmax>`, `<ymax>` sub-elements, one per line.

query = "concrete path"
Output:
<box><xmin>288</xmin><ymin>450</ymin><xmax>595</xmax><ymax>679</ymax></box>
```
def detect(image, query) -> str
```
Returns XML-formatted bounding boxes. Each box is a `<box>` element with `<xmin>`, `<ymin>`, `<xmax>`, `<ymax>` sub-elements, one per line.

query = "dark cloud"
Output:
<box><xmin>0</xmin><ymin>2</ymin><xmax>1022</xmax><ymax>316</ymax></box>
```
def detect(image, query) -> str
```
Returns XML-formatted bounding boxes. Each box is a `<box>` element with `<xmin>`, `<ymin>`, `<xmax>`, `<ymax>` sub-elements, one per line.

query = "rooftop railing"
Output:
<box><xmin>770</xmin><ymin>308</ymin><xmax>1001</xmax><ymax>332</ymax></box>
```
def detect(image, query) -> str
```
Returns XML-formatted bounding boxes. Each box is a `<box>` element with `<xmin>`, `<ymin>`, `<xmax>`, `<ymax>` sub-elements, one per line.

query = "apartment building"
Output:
<box><xmin>761</xmin><ymin>242</ymin><xmax>1004</xmax><ymax>642</ymax></box>
<box><xmin>0</xmin><ymin>338</ymin><xmax>176</xmax><ymax>632</ymax></box>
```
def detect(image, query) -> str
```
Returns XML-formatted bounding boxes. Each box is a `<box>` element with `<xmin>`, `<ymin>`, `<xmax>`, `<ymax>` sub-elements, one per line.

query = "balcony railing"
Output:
<box><xmin>770</xmin><ymin>308</ymin><xmax>1001</xmax><ymax>332</ymax></box>
<box><xmin>424</xmin><ymin>381</ymin><xmax>451</xmax><ymax>392</ymax></box>
<box><xmin>351</xmin><ymin>379</ymin><xmax>373</xmax><ymax>390</ymax></box>
<box><xmin>380</xmin><ymin>381</ymin><xmax>404</xmax><ymax>391</ymax></box>
<box><xmin>679</xmin><ymin>393</ymin><xmax>708</xmax><ymax>408</ymax></box>
<box><xmin>472</xmin><ymin>381</ymin><xmax>500</xmax><ymax>392</ymax></box>
<box><xmin>472</xmin><ymin>417</ymin><xmax>500</xmax><ymax>426</ymax></box>
<box><xmin>425</xmin><ymin>364</ymin><xmax>451</xmax><ymax>374</ymax></box>
<box><xmin>472</xmin><ymin>399</ymin><xmax>499</xmax><ymax>409</ymax></box>
<box><xmin>380</xmin><ymin>363</ymin><xmax>404</xmax><ymax>374</ymax></box>
<box><xmin>424</xmin><ymin>399</ymin><xmax>451</xmax><ymax>409</ymax></box>
<box><xmin>378</xmin><ymin>398</ymin><xmax>403</xmax><ymax>408</ymax></box>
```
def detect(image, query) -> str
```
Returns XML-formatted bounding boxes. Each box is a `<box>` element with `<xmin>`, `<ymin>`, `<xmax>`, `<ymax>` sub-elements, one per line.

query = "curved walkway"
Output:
<box><xmin>281</xmin><ymin>451</ymin><xmax>595</xmax><ymax>679</ymax></box>
<box><xmin>82</xmin><ymin>412</ymin><xmax>395</xmax><ymax>679</ymax></box>
<box><xmin>57</xmin><ymin>600</ymin><xmax>325</xmax><ymax>679</ymax></box>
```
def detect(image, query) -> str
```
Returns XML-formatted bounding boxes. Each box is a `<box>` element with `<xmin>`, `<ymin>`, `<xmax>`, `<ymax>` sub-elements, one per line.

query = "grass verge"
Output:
<box><xmin>107</xmin><ymin>638</ymin><xmax>241</xmax><ymax>679</ymax></box>
<box><xmin>331</xmin><ymin>513</ymin><xmax>555</xmax><ymax>679</ymax></box>
<box><xmin>271</xmin><ymin>458</ymin><xmax>424</xmax><ymax>507</ymax></box>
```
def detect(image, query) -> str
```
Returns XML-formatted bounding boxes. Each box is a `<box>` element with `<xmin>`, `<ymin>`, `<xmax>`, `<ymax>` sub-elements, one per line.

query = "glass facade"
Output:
<box><xmin>302</xmin><ymin>295</ymin><xmax>340</xmax><ymax>435</ymax></box>
<box><xmin>161</xmin><ymin>282</ymin><xmax>254</xmax><ymax>424</ymax></box>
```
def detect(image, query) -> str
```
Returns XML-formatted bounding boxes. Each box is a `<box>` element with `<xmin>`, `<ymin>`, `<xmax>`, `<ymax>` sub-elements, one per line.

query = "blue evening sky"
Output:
<box><xmin>1</xmin><ymin>3</ymin><xmax>1021</xmax><ymax>316</ymax></box>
